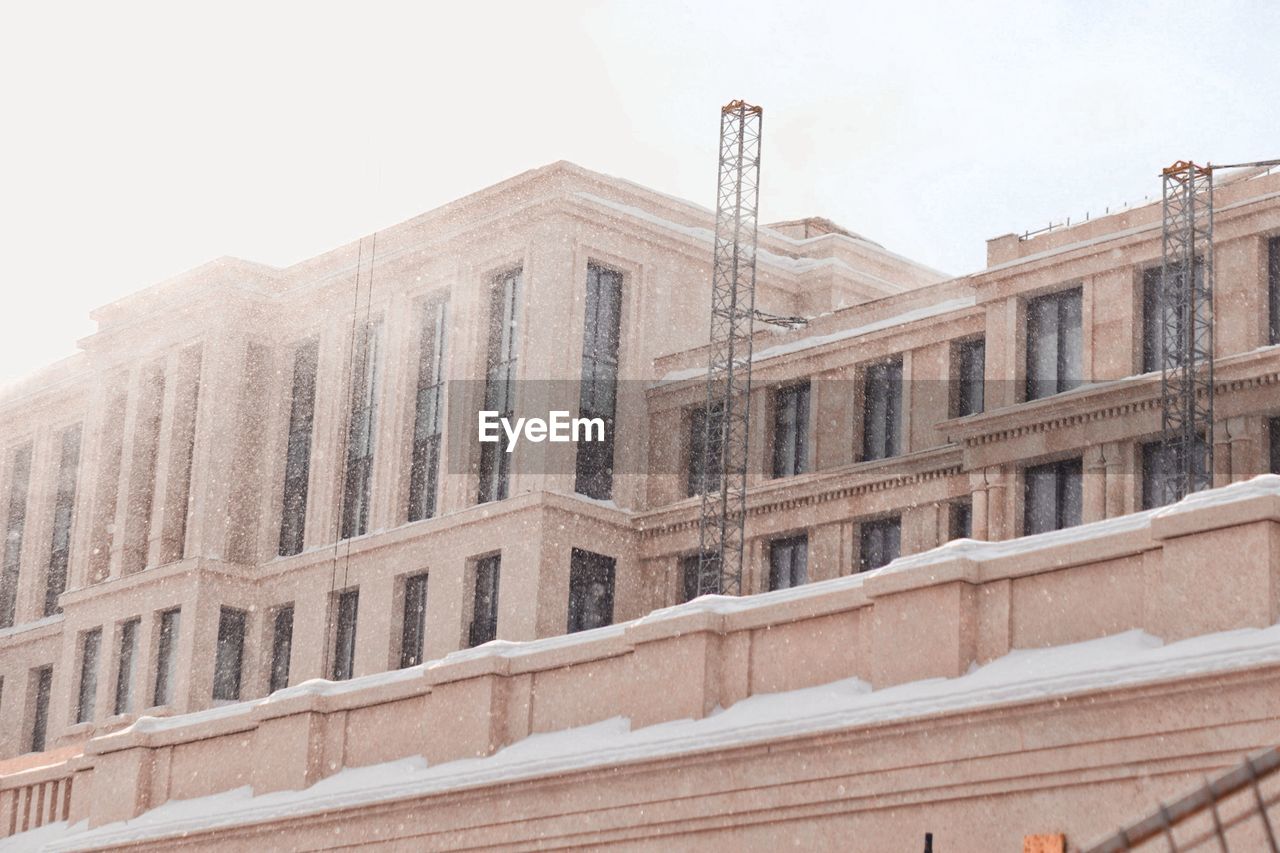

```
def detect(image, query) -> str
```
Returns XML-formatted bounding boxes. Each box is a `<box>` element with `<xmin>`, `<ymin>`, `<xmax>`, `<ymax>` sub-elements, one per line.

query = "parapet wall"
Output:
<box><xmin>4</xmin><ymin>476</ymin><xmax>1280</xmax><ymax>842</ymax></box>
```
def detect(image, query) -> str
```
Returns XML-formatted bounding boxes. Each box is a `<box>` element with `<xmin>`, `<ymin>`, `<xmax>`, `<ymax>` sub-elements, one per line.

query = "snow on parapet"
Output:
<box><xmin>33</xmin><ymin>623</ymin><xmax>1280</xmax><ymax>852</ymax></box>
<box><xmin>869</xmin><ymin>474</ymin><xmax>1280</xmax><ymax>580</ymax></box>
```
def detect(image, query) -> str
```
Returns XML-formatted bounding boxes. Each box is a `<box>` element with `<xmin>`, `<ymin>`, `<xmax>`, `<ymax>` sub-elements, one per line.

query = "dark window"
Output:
<box><xmin>567</xmin><ymin>549</ymin><xmax>615</xmax><ymax>633</ymax></box>
<box><xmin>686</xmin><ymin>403</ymin><xmax>724</xmax><ymax>497</ymax></box>
<box><xmin>44</xmin><ymin>425</ymin><xmax>82</xmax><ymax>616</ymax></box>
<box><xmin>769</xmin><ymin>535</ymin><xmax>808</xmax><ymax>590</ymax></box>
<box><xmin>1142</xmin><ymin>441</ymin><xmax>1179</xmax><ymax>510</ymax></box>
<box><xmin>863</xmin><ymin>358</ymin><xmax>903</xmax><ymax>461</ymax></box>
<box><xmin>1143</xmin><ymin>267</ymin><xmax>1170</xmax><ymax>374</ymax></box>
<box><xmin>575</xmin><ymin>265</ymin><xmax>623</xmax><ymax>500</ymax></box>
<box><xmin>279</xmin><ymin>340</ymin><xmax>319</xmax><ymax>556</ymax></box>
<box><xmin>1270</xmin><ymin>237</ymin><xmax>1280</xmax><ymax>346</ymax></box>
<box><xmin>1024</xmin><ymin>458</ymin><xmax>1084</xmax><ymax>534</ymax></box>
<box><xmin>1271</xmin><ymin>418</ymin><xmax>1280</xmax><ymax>476</ymax></box>
<box><xmin>114</xmin><ymin>618</ymin><xmax>139</xmax><ymax>715</ymax></box>
<box><xmin>332</xmin><ymin>590</ymin><xmax>359</xmax><ymax>681</ymax></box>
<box><xmin>400</xmin><ymin>574</ymin><xmax>429</xmax><ymax>668</ymax></box>
<box><xmin>954</xmin><ymin>339</ymin><xmax>985</xmax><ymax>417</ymax></box>
<box><xmin>950</xmin><ymin>500</ymin><xmax>973</xmax><ymax>540</ymax></box>
<box><xmin>772</xmin><ymin>384</ymin><xmax>810</xmax><ymax>478</ymax></box>
<box><xmin>860</xmin><ymin>517</ymin><xmax>901</xmax><ymax>572</ymax></box>
<box><xmin>468</xmin><ymin>556</ymin><xmax>500</xmax><ymax>647</ymax></box>
<box><xmin>29</xmin><ymin>666</ymin><xmax>52</xmax><ymax>753</ymax></box>
<box><xmin>153</xmin><ymin>608</ymin><xmax>181</xmax><ymax>707</ymax></box>
<box><xmin>76</xmin><ymin>628</ymin><xmax>101</xmax><ymax>724</ymax></box>
<box><xmin>1141</xmin><ymin>265</ymin><xmax>1204</xmax><ymax>374</ymax></box>
<box><xmin>212</xmin><ymin>607</ymin><xmax>246</xmax><ymax>701</ymax></box>
<box><xmin>1026</xmin><ymin>289</ymin><xmax>1083</xmax><ymax>400</ymax></box>
<box><xmin>269</xmin><ymin>606</ymin><xmax>294</xmax><ymax>693</ymax></box>
<box><xmin>0</xmin><ymin>443</ymin><xmax>33</xmax><ymax>629</ymax></box>
<box><xmin>478</xmin><ymin>270</ymin><xmax>521</xmax><ymax>504</ymax></box>
<box><xmin>341</xmin><ymin>323</ymin><xmax>381</xmax><ymax>539</ymax></box>
<box><xmin>409</xmin><ymin>299</ymin><xmax>448</xmax><ymax>522</ymax></box>
<box><xmin>680</xmin><ymin>553</ymin><xmax>721</xmax><ymax>601</ymax></box>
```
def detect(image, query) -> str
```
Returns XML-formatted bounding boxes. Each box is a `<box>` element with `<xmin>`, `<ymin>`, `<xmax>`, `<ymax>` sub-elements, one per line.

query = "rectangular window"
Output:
<box><xmin>1024</xmin><ymin>458</ymin><xmax>1084</xmax><ymax>534</ymax></box>
<box><xmin>768</xmin><ymin>535</ymin><xmax>808</xmax><ymax>590</ymax></box>
<box><xmin>409</xmin><ymin>299</ymin><xmax>448</xmax><ymax>521</ymax></box>
<box><xmin>1269</xmin><ymin>237</ymin><xmax>1280</xmax><ymax>346</ymax></box>
<box><xmin>478</xmin><ymin>270</ymin><xmax>521</xmax><ymax>503</ymax></box>
<box><xmin>954</xmin><ymin>339</ymin><xmax>985</xmax><ymax>417</ymax></box>
<box><xmin>687</xmin><ymin>403</ymin><xmax>724</xmax><ymax>497</ymax></box>
<box><xmin>341</xmin><ymin>323</ymin><xmax>381</xmax><ymax>539</ymax></box>
<box><xmin>153</xmin><ymin>608</ymin><xmax>181</xmax><ymax>707</ymax></box>
<box><xmin>1143</xmin><ymin>267</ymin><xmax>1171</xmax><ymax>374</ymax></box>
<box><xmin>28</xmin><ymin>666</ymin><xmax>52</xmax><ymax>753</ymax></box>
<box><xmin>269</xmin><ymin>606</ymin><xmax>294</xmax><ymax>693</ymax></box>
<box><xmin>567</xmin><ymin>549</ymin><xmax>616</xmax><ymax>633</ymax></box>
<box><xmin>467</xmin><ymin>555</ymin><xmax>500</xmax><ymax>647</ymax></box>
<box><xmin>862</xmin><ymin>358</ymin><xmax>903</xmax><ymax>461</ymax></box>
<box><xmin>772</xmin><ymin>384</ymin><xmax>811</xmax><ymax>478</ymax></box>
<box><xmin>212</xmin><ymin>607</ymin><xmax>246</xmax><ymax>702</ymax></box>
<box><xmin>859</xmin><ymin>517</ymin><xmax>901</xmax><ymax>572</ymax></box>
<box><xmin>0</xmin><ymin>443</ymin><xmax>33</xmax><ymax>629</ymax></box>
<box><xmin>331</xmin><ymin>590</ymin><xmax>359</xmax><ymax>681</ymax></box>
<box><xmin>1026</xmin><ymin>288</ymin><xmax>1083</xmax><ymax>400</ymax></box>
<box><xmin>279</xmin><ymin>340</ymin><xmax>319</xmax><ymax>556</ymax></box>
<box><xmin>575</xmin><ymin>265</ymin><xmax>624</xmax><ymax>500</ymax></box>
<box><xmin>399</xmin><ymin>574</ymin><xmax>429</xmax><ymax>668</ymax></box>
<box><xmin>950</xmin><ymin>500</ymin><xmax>973</xmax><ymax>540</ymax></box>
<box><xmin>1142</xmin><ymin>441</ymin><xmax>1178</xmax><ymax>510</ymax></box>
<box><xmin>114</xmin><ymin>618</ymin><xmax>140</xmax><ymax>715</ymax></box>
<box><xmin>680</xmin><ymin>554</ymin><xmax>701</xmax><ymax>603</ymax></box>
<box><xmin>44</xmin><ymin>425</ymin><xmax>82</xmax><ymax>616</ymax></box>
<box><xmin>76</xmin><ymin>628</ymin><xmax>101</xmax><ymax>724</ymax></box>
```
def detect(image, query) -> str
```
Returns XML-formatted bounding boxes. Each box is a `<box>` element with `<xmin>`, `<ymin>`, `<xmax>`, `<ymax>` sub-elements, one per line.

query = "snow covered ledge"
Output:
<box><xmin>6</xmin><ymin>476</ymin><xmax>1280</xmax><ymax>837</ymax></box>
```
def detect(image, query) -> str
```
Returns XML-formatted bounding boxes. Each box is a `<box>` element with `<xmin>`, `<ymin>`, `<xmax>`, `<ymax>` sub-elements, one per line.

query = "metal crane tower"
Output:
<box><xmin>1158</xmin><ymin>160</ymin><xmax>1215</xmax><ymax>500</ymax></box>
<box><xmin>696</xmin><ymin>100</ymin><xmax>763</xmax><ymax>597</ymax></box>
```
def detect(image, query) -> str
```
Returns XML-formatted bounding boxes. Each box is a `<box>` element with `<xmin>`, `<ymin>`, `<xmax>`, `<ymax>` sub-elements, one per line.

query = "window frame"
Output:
<box><xmin>772</xmin><ymin>383</ymin><xmax>811</xmax><ymax>479</ymax></box>
<box><xmin>268</xmin><ymin>605</ymin><xmax>294</xmax><ymax>694</ymax></box>
<box><xmin>1025</xmin><ymin>287</ymin><xmax>1083</xmax><ymax>401</ymax></box>
<box><xmin>1023</xmin><ymin>457</ymin><xmax>1084</xmax><ymax>534</ymax></box>
<box><xmin>859</xmin><ymin>516</ymin><xmax>901</xmax><ymax>573</ymax></box>
<box><xmin>408</xmin><ymin>298</ymin><xmax>449</xmax><ymax>522</ymax></box>
<box><xmin>575</xmin><ymin>264</ymin><xmax>624</xmax><ymax>500</ymax></box>
<box><xmin>478</xmin><ymin>269</ymin><xmax>522</xmax><ymax>504</ymax></box>
<box><xmin>278</xmin><ymin>339</ymin><xmax>319</xmax><ymax>556</ymax></box>
<box><xmin>862</xmin><ymin>357</ymin><xmax>903</xmax><ymax>461</ymax></box>
<box><xmin>468</xmin><ymin>555</ymin><xmax>501</xmax><ymax>648</ymax></box>
<box><xmin>768</xmin><ymin>534</ymin><xmax>809</xmax><ymax>591</ymax></box>
<box><xmin>953</xmin><ymin>338</ymin><xmax>985</xmax><ymax>418</ymax></box>
<box><xmin>567</xmin><ymin>549</ymin><xmax>616</xmax><ymax>634</ymax></box>
<box><xmin>212</xmin><ymin>607</ymin><xmax>247</xmax><ymax>702</ymax></box>
<box><xmin>399</xmin><ymin>573</ymin><xmax>430</xmax><ymax>668</ymax></box>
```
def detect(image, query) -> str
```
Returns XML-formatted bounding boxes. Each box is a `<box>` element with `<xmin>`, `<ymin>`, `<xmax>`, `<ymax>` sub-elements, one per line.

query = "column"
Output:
<box><xmin>1082</xmin><ymin>444</ymin><xmax>1106</xmax><ymax>524</ymax></box>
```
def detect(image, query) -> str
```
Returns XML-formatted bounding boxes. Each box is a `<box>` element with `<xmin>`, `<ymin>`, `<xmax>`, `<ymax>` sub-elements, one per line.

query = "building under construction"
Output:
<box><xmin>2</xmin><ymin>135</ymin><xmax>1280</xmax><ymax>849</ymax></box>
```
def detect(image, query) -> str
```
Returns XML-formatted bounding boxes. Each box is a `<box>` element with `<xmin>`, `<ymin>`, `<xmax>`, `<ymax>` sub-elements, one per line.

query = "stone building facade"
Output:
<box><xmin>0</xmin><ymin>162</ymin><xmax>1278</xmax><ymax>846</ymax></box>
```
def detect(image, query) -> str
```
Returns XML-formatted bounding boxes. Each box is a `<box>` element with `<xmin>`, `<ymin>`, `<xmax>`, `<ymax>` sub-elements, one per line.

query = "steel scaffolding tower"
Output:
<box><xmin>1158</xmin><ymin>161</ymin><xmax>1215</xmax><ymax>500</ymax></box>
<box><xmin>696</xmin><ymin>100</ymin><xmax>763</xmax><ymax>597</ymax></box>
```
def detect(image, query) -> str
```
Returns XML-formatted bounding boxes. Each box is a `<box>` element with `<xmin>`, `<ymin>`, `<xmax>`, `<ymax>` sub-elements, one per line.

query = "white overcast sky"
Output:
<box><xmin>1</xmin><ymin>0</ymin><xmax>1277</xmax><ymax>385</ymax></box>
